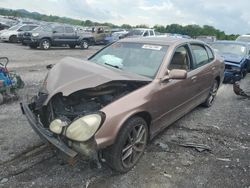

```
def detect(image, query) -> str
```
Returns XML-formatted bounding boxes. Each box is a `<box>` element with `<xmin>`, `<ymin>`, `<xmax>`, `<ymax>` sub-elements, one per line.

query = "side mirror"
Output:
<box><xmin>162</xmin><ymin>69</ymin><xmax>187</xmax><ymax>81</ymax></box>
<box><xmin>53</xmin><ymin>30</ymin><xmax>57</xmax><ymax>33</ymax></box>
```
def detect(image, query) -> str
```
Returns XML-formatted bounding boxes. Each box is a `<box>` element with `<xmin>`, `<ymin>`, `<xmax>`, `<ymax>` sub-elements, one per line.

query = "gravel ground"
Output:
<box><xmin>0</xmin><ymin>42</ymin><xmax>249</xmax><ymax>188</ymax></box>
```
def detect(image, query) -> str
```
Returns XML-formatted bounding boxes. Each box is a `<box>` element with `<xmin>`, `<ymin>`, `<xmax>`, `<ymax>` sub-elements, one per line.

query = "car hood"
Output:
<box><xmin>1</xmin><ymin>30</ymin><xmax>18</xmax><ymax>36</ymax></box>
<box><xmin>220</xmin><ymin>53</ymin><xmax>244</xmax><ymax>64</ymax></box>
<box><xmin>0</xmin><ymin>29</ymin><xmax>8</xmax><ymax>35</ymax></box>
<box><xmin>44</xmin><ymin>57</ymin><xmax>151</xmax><ymax>103</ymax></box>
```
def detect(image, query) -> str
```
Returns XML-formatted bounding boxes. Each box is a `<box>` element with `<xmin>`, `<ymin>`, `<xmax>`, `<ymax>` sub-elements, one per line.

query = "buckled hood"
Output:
<box><xmin>44</xmin><ymin>57</ymin><xmax>151</xmax><ymax>104</ymax></box>
<box><xmin>220</xmin><ymin>53</ymin><xmax>244</xmax><ymax>64</ymax></box>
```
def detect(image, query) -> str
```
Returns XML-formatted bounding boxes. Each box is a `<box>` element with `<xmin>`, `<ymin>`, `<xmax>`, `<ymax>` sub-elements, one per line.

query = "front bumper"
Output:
<box><xmin>20</xmin><ymin>102</ymin><xmax>78</xmax><ymax>158</ymax></box>
<box><xmin>224</xmin><ymin>70</ymin><xmax>241</xmax><ymax>83</ymax></box>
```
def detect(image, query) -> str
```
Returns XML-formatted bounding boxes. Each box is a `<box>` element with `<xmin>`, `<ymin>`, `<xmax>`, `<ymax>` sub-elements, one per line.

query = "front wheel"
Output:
<box><xmin>103</xmin><ymin>116</ymin><xmax>148</xmax><ymax>173</ymax></box>
<box><xmin>39</xmin><ymin>39</ymin><xmax>51</xmax><ymax>50</ymax></box>
<box><xmin>80</xmin><ymin>40</ymin><xmax>89</xmax><ymax>49</ymax></box>
<box><xmin>202</xmin><ymin>80</ymin><xmax>219</xmax><ymax>107</ymax></box>
<box><xmin>9</xmin><ymin>35</ymin><xmax>17</xmax><ymax>43</ymax></box>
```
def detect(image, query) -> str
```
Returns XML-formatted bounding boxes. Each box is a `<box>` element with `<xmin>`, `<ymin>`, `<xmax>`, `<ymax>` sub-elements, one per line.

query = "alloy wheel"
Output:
<box><xmin>121</xmin><ymin>124</ymin><xmax>147</xmax><ymax>168</ymax></box>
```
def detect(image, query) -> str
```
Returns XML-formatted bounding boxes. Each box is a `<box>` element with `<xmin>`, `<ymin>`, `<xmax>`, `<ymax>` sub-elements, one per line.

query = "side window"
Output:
<box><xmin>29</xmin><ymin>25</ymin><xmax>37</xmax><ymax>30</ymax></box>
<box><xmin>168</xmin><ymin>46</ymin><xmax>190</xmax><ymax>71</ymax></box>
<box><xmin>149</xmin><ymin>30</ymin><xmax>154</xmax><ymax>36</ymax></box>
<box><xmin>65</xmin><ymin>27</ymin><xmax>74</xmax><ymax>33</ymax></box>
<box><xmin>205</xmin><ymin>45</ymin><xmax>214</xmax><ymax>62</ymax></box>
<box><xmin>97</xmin><ymin>27</ymin><xmax>104</xmax><ymax>34</ymax></box>
<box><xmin>143</xmin><ymin>31</ymin><xmax>149</xmax><ymax>37</ymax></box>
<box><xmin>190</xmin><ymin>44</ymin><xmax>209</xmax><ymax>68</ymax></box>
<box><xmin>53</xmin><ymin>26</ymin><xmax>64</xmax><ymax>33</ymax></box>
<box><xmin>19</xmin><ymin>26</ymin><xmax>30</xmax><ymax>31</ymax></box>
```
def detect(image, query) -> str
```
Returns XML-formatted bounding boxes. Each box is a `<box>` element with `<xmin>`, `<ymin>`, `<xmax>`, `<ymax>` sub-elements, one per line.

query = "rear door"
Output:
<box><xmin>188</xmin><ymin>43</ymin><xmax>215</xmax><ymax>100</ymax></box>
<box><xmin>64</xmin><ymin>26</ymin><xmax>77</xmax><ymax>44</ymax></box>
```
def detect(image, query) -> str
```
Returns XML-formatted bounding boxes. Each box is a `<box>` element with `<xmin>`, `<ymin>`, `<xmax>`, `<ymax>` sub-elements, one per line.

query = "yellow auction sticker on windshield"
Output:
<box><xmin>142</xmin><ymin>44</ymin><xmax>162</xmax><ymax>50</ymax></box>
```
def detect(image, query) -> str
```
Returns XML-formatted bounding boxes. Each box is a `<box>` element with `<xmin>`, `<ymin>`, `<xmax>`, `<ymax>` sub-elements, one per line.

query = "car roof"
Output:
<box><xmin>238</xmin><ymin>35</ymin><xmax>250</xmax><ymax>37</ymax></box>
<box><xmin>212</xmin><ymin>40</ymin><xmax>249</xmax><ymax>46</ymax></box>
<box><xmin>119</xmin><ymin>36</ymin><xmax>202</xmax><ymax>46</ymax></box>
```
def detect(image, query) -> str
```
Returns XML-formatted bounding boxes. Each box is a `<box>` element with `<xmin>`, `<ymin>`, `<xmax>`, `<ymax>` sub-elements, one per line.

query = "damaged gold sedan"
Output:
<box><xmin>21</xmin><ymin>37</ymin><xmax>224</xmax><ymax>172</ymax></box>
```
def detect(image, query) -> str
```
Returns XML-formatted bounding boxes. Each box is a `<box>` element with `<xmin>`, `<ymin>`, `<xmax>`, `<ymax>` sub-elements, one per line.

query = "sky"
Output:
<box><xmin>0</xmin><ymin>0</ymin><xmax>249</xmax><ymax>34</ymax></box>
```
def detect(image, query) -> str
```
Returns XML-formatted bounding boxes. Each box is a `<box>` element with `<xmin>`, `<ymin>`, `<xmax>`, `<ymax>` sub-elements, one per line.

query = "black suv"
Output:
<box><xmin>24</xmin><ymin>24</ymin><xmax>94</xmax><ymax>50</ymax></box>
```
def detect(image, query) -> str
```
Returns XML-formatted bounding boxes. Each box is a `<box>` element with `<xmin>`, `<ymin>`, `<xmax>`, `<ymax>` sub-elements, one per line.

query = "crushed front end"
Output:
<box><xmin>223</xmin><ymin>61</ymin><xmax>246</xmax><ymax>83</ymax></box>
<box><xmin>20</xmin><ymin>91</ymin><xmax>104</xmax><ymax>164</ymax></box>
<box><xmin>21</xmin><ymin>80</ymin><xmax>147</xmax><ymax>164</ymax></box>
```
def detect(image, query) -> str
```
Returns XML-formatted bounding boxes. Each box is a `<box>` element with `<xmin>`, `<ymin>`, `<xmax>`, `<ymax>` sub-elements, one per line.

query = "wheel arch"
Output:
<box><xmin>114</xmin><ymin>111</ymin><xmax>152</xmax><ymax>142</ymax></box>
<box><xmin>215</xmin><ymin>76</ymin><xmax>220</xmax><ymax>86</ymax></box>
<box><xmin>41</xmin><ymin>37</ymin><xmax>52</xmax><ymax>42</ymax></box>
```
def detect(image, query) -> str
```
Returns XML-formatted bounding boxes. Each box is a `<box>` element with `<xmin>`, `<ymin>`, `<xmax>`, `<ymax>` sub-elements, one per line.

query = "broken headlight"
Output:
<box><xmin>65</xmin><ymin>114</ymin><xmax>102</xmax><ymax>142</ymax></box>
<box><xmin>49</xmin><ymin>119</ymin><xmax>68</xmax><ymax>134</ymax></box>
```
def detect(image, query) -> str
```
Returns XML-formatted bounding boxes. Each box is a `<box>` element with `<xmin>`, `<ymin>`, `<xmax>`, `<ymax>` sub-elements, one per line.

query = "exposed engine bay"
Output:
<box><xmin>34</xmin><ymin>81</ymin><xmax>149</xmax><ymax>127</ymax></box>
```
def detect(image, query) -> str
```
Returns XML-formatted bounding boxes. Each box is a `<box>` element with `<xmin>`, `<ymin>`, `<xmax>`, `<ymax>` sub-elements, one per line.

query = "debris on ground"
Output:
<box><xmin>163</xmin><ymin>172</ymin><xmax>172</xmax><ymax>178</ymax></box>
<box><xmin>233</xmin><ymin>82</ymin><xmax>250</xmax><ymax>99</ymax></box>
<box><xmin>0</xmin><ymin>177</ymin><xmax>9</xmax><ymax>184</ymax></box>
<box><xmin>155</xmin><ymin>141</ymin><xmax>170</xmax><ymax>151</ymax></box>
<box><xmin>171</xmin><ymin>141</ymin><xmax>211</xmax><ymax>152</ymax></box>
<box><xmin>216</xmin><ymin>158</ymin><xmax>231</xmax><ymax>162</ymax></box>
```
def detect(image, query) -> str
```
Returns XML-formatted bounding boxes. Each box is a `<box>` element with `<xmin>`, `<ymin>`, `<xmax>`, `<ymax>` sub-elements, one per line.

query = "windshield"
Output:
<box><xmin>33</xmin><ymin>25</ymin><xmax>52</xmax><ymax>32</ymax></box>
<box><xmin>236</xmin><ymin>36</ymin><xmax>250</xmax><ymax>43</ymax></box>
<box><xmin>8</xmin><ymin>24</ymin><xmax>21</xmax><ymax>31</ymax></box>
<box><xmin>89</xmin><ymin>42</ymin><xmax>168</xmax><ymax>78</ymax></box>
<box><xmin>210</xmin><ymin>43</ymin><xmax>247</xmax><ymax>56</ymax></box>
<box><xmin>127</xmin><ymin>30</ymin><xmax>144</xmax><ymax>36</ymax></box>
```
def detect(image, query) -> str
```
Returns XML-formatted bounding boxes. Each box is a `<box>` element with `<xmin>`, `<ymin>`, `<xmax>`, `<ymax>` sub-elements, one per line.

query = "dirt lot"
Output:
<box><xmin>0</xmin><ymin>42</ymin><xmax>249</xmax><ymax>188</ymax></box>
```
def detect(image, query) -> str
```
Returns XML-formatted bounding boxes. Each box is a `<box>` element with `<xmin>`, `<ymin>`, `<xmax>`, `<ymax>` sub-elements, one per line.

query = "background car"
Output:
<box><xmin>210</xmin><ymin>40</ymin><xmax>250</xmax><ymax>83</ymax></box>
<box><xmin>236</xmin><ymin>34</ymin><xmax>250</xmax><ymax>43</ymax></box>
<box><xmin>0</xmin><ymin>24</ymin><xmax>39</xmax><ymax>43</ymax></box>
<box><xmin>125</xmin><ymin>28</ymin><xmax>156</xmax><ymax>38</ymax></box>
<box><xmin>26</xmin><ymin>24</ymin><xmax>94</xmax><ymax>50</ymax></box>
<box><xmin>21</xmin><ymin>37</ymin><xmax>224</xmax><ymax>173</ymax></box>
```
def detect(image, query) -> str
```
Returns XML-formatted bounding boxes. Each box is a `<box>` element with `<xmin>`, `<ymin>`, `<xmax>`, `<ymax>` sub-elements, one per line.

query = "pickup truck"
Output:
<box><xmin>25</xmin><ymin>24</ymin><xmax>94</xmax><ymax>50</ymax></box>
<box><xmin>126</xmin><ymin>28</ymin><xmax>156</xmax><ymax>38</ymax></box>
<box><xmin>89</xmin><ymin>26</ymin><xmax>111</xmax><ymax>44</ymax></box>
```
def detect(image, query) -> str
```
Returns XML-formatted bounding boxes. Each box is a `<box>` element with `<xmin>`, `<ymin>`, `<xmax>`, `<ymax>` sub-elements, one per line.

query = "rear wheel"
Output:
<box><xmin>39</xmin><ymin>39</ymin><xmax>51</xmax><ymax>50</ymax></box>
<box><xmin>103</xmin><ymin>116</ymin><xmax>148</xmax><ymax>173</ymax></box>
<box><xmin>202</xmin><ymin>80</ymin><xmax>219</xmax><ymax>107</ymax></box>
<box><xmin>80</xmin><ymin>40</ymin><xmax>89</xmax><ymax>49</ymax></box>
<box><xmin>9</xmin><ymin>35</ymin><xmax>17</xmax><ymax>43</ymax></box>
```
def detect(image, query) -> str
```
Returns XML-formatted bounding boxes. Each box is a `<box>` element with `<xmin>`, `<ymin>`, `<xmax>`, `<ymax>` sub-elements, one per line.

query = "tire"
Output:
<box><xmin>29</xmin><ymin>44</ymin><xmax>38</xmax><ymax>49</ymax></box>
<box><xmin>80</xmin><ymin>40</ymin><xmax>89</xmax><ymax>49</ymax></box>
<box><xmin>69</xmin><ymin>44</ymin><xmax>76</xmax><ymax>49</ymax></box>
<box><xmin>103</xmin><ymin>116</ymin><xmax>148</xmax><ymax>173</ymax></box>
<box><xmin>202</xmin><ymin>80</ymin><xmax>219</xmax><ymax>107</ymax></box>
<box><xmin>39</xmin><ymin>39</ymin><xmax>51</xmax><ymax>50</ymax></box>
<box><xmin>0</xmin><ymin>93</ymin><xmax>3</xmax><ymax>105</ymax></box>
<box><xmin>9</xmin><ymin>35</ymin><xmax>17</xmax><ymax>43</ymax></box>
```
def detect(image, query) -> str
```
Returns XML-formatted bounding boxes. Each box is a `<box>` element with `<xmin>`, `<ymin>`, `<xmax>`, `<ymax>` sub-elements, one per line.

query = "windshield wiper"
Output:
<box><xmin>104</xmin><ymin>62</ymin><xmax>121</xmax><ymax>69</ymax></box>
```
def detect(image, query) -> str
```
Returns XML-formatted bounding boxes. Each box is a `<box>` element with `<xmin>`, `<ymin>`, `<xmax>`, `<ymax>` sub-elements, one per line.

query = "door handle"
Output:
<box><xmin>212</xmin><ymin>66</ymin><xmax>216</xmax><ymax>70</ymax></box>
<box><xmin>191</xmin><ymin>76</ymin><xmax>197</xmax><ymax>81</ymax></box>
